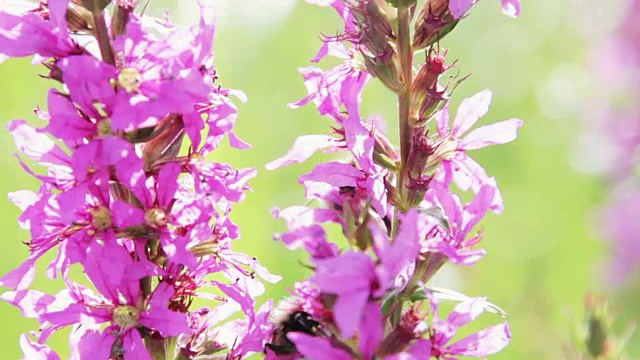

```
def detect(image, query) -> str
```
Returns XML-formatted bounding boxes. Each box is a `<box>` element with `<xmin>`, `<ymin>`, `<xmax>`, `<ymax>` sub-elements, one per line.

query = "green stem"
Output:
<box><xmin>93</xmin><ymin>11</ymin><xmax>115</xmax><ymax>65</ymax></box>
<box><xmin>396</xmin><ymin>6</ymin><xmax>413</xmax><ymax>210</ymax></box>
<box><xmin>388</xmin><ymin>5</ymin><xmax>416</xmax><ymax>325</ymax></box>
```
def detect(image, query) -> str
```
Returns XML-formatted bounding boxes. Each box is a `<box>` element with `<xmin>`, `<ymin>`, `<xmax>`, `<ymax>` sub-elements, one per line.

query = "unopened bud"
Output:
<box><xmin>409</xmin><ymin>50</ymin><xmax>466</xmax><ymax>127</ymax></box>
<box><xmin>417</xmin><ymin>252</ymin><xmax>448</xmax><ymax>284</ymax></box>
<box><xmin>81</xmin><ymin>0</ymin><xmax>112</xmax><ymax>14</ymax></box>
<box><xmin>404</xmin><ymin>129</ymin><xmax>435</xmax><ymax>206</ymax></box>
<box><xmin>378</xmin><ymin>306</ymin><xmax>428</xmax><ymax>356</ymax></box>
<box><xmin>66</xmin><ymin>2</ymin><xmax>95</xmax><ymax>33</ymax></box>
<box><xmin>413</xmin><ymin>0</ymin><xmax>460</xmax><ymax>50</ymax></box>
<box><xmin>406</xmin><ymin>129</ymin><xmax>435</xmax><ymax>176</ymax></box>
<box><xmin>363</xmin><ymin>52</ymin><xmax>405</xmax><ymax>93</ymax></box>
<box><xmin>42</xmin><ymin>61</ymin><xmax>63</xmax><ymax>83</ymax></box>
<box><xmin>372</xmin><ymin>124</ymin><xmax>400</xmax><ymax>166</ymax></box>
<box><xmin>141</xmin><ymin>115</ymin><xmax>185</xmax><ymax>169</ymax></box>
<box><xmin>349</xmin><ymin>0</ymin><xmax>405</xmax><ymax>93</ymax></box>
<box><xmin>112</xmin><ymin>0</ymin><xmax>138</xmax><ymax>37</ymax></box>
<box><xmin>109</xmin><ymin>180</ymin><xmax>141</xmax><ymax>206</ymax></box>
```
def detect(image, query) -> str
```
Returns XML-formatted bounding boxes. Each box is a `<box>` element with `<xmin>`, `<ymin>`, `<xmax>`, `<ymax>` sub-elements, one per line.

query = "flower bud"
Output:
<box><xmin>362</xmin><ymin>50</ymin><xmax>405</xmax><ymax>93</ymax></box>
<box><xmin>66</xmin><ymin>2</ymin><xmax>95</xmax><ymax>33</ymax></box>
<box><xmin>409</xmin><ymin>50</ymin><xmax>466</xmax><ymax>127</ymax></box>
<box><xmin>141</xmin><ymin>115</ymin><xmax>185</xmax><ymax>169</ymax></box>
<box><xmin>413</xmin><ymin>0</ymin><xmax>460</xmax><ymax>50</ymax></box>
<box><xmin>417</xmin><ymin>252</ymin><xmax>448</xmax><ymax>284</ymax></box>
<box><xmin>42</xmin><ymin>61</ymin><xmax>64</xmax><ymax>83</ymax></box>
<box><xmin>112</xmin><ymin>0</ymin><xmax>138</xmax><ymax>37</ymax></box>
<box><xmin>377</xmin><ymin>306</ymin><xmax>428</xmax><ymax>356</ymax></box>
<box><xmin>81</xmin><ymin>0</ymin><xmax>112</xmax><ymax>14</ymax></box>
<box><xmin>349</xmin><ymin>0</ymin><xmax>405</xmax><ymax>93</ymax></box>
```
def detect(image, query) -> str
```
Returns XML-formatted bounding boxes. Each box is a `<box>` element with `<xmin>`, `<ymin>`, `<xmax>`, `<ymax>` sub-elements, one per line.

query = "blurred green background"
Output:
<box><xmin>0</xmin><ymin>0</ymin><xmax>635</xmax><ymax>359</ymax></box>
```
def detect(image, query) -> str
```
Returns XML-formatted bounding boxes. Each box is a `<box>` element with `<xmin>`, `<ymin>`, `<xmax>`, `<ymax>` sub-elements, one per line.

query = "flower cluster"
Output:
<box><xmin>266</xmin><ymin>0</ymin><xmax>522</xmax><ymax>358</ymax></box>
<box><xmin>578</xmin><ymin>0</ymin><xmax>640</xmax><ymax>285</ymax></box>
<box><xmin>0</xmin><ymin>1</ymin><xmax>278</xmax><ymax>359</ymax></box>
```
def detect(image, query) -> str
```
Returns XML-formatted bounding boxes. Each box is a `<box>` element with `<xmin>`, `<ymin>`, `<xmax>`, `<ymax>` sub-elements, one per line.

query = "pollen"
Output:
<box><xmin>112</xmin><ymin>305</ymin><xmax>140</xmax><ymax>329</ymax></box>
<box><xmin>90</xmin><ymin>206</ymin><xmax>112</xmax><ymax>232</ymax></box>
<box><xmin>117</xmin><ymin>67</ymin><xmax>142</xmax><ymax>93</ymax></box>
<box><xmin>96</xmin><ymin>119</ymin><xmax>112</xmax><ymax>137</ymax></box>
<box><xmin>144</xmin><ymin>207</ymin><xmax>168</xmax><ymax>228</ymax></box>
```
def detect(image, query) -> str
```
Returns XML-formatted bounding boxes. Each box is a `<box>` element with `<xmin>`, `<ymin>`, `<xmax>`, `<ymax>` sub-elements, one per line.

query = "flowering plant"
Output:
<box><xmin>0</xmin><ymin>1</ymin><xmax>279</xmax><ymax>359</ymax></box>
<box><xmin>265</xmin><ymin>0</ymin><xmax>522</xmax><ymax>358</ymax></box>
<box><xmin>0</xmin><ymin>0</ymin><xmax>522</xmax><ymax>359</ymax></box>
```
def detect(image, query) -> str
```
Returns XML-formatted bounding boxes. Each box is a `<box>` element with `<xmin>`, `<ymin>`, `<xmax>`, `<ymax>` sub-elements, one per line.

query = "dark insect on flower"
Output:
<box><xmin>265</xmin><ymin>311</ymin><xmax>321</xmax><ymax>355</ymax></box>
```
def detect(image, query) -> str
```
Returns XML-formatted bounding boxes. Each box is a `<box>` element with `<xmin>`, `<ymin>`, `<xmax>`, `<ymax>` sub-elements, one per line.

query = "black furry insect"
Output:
<box><xmin>265</xmin><ymin>311</ymin><xmax>321</xmax><ymax>355</ymax></box>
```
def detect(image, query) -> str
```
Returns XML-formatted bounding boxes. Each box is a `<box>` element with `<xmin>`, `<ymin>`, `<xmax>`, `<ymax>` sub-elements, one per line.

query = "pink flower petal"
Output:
<box><xmin>265</xmin><ymin>135</ymin><xmax>339</xmax><ymax>169</ymax></box>
<box><xmin>452</xmin><ymin>89</ymin><xmax>492</xmax><ymax>138</ymax></box>
<box><xmin>289</xmin><ymin>333</ymin><xmax>352</xmax><ymax>360</ymax></box>
<box><xmin>502</xmin><ymin>0</ymin><xmax>521</xmax><ymax>17</ymax></box>
<box><xmin>449</xmin><ymin>0</ymin><xmax>474</xmax><ymax>19</ymax></box>
<box><xmin>461</xmin><ymin>118</ymin><xmax>523</xmax><ymax>150</ymax></box>
<box><xmin>20</xmin><ymin>334</ymin><xmax>61</xmax><ymax>360</ymax></box>
<box><xmin>448</xmin><ymin>323</ymin><xmax>511</xmax><ymax>356</ymax></box>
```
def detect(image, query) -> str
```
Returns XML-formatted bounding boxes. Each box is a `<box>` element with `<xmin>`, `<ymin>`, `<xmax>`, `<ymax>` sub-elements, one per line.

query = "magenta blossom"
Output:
<box><xmin>3</xmin><ymin>240</ymin><xmax>188</xmax><ymax>360</ymax></box>
<box><xmin>311</xmin><ymin>210</ymin><xmax>420</xmax><ymax>338</ymax></box>
<box><xmin>419</xmin><ymin>183</ymin><xmax>496</xmax><ymax>266</ymax></box>
<box><xmin>0</xmin><ymin>0</ymin><xmax>80</xmax><ymax>63</ymax></box>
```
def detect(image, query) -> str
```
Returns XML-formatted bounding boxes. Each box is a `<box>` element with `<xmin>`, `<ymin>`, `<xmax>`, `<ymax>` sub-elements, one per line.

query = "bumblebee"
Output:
<box><xmin>265</xmin><ymin>311</ymin><xmax>321</xmax><ymax>355</ymax></box>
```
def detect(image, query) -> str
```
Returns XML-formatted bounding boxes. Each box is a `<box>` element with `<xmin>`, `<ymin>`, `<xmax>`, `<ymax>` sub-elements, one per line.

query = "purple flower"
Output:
<box><xmin>0</xmin><ymin>0</ymin><xmax>80</xmax><ymax>63</ymax></box>
<box><xmin>289</xmin><ymin>42</ymin><xmax>370</xmax><ymax>118</ymax></box>
<box><xmin>419</xmin><ymin>183</ymin><xmax>496</xmax><ymax>266</ymax></box>
<box><xmin>311</xmin><ymin>210</ymin><xmax>420</xmax><ymax>338</ymax></box>
<box><xmin>272</xmin><ymin>206</ymin><xmax>340</xmax><ymax>259</ymax></box>
<box><xmin>449</xmin><ymin>0</ymin><xmax>521</xmax><ymax>19</ymax></box>
<box><xmin>433</xmin><ymin>89</ymin><xmax>523</xmax><ymax>213</ymax></box>
<box><xmin>427</xmin><ymin>295</ymin><xmax>511</xmax><ymax>358</ymax></box>
<box><xmin>3</xmin><ymin>241</ymin><xmax>188</xmax><ymax>359</ymax></box>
